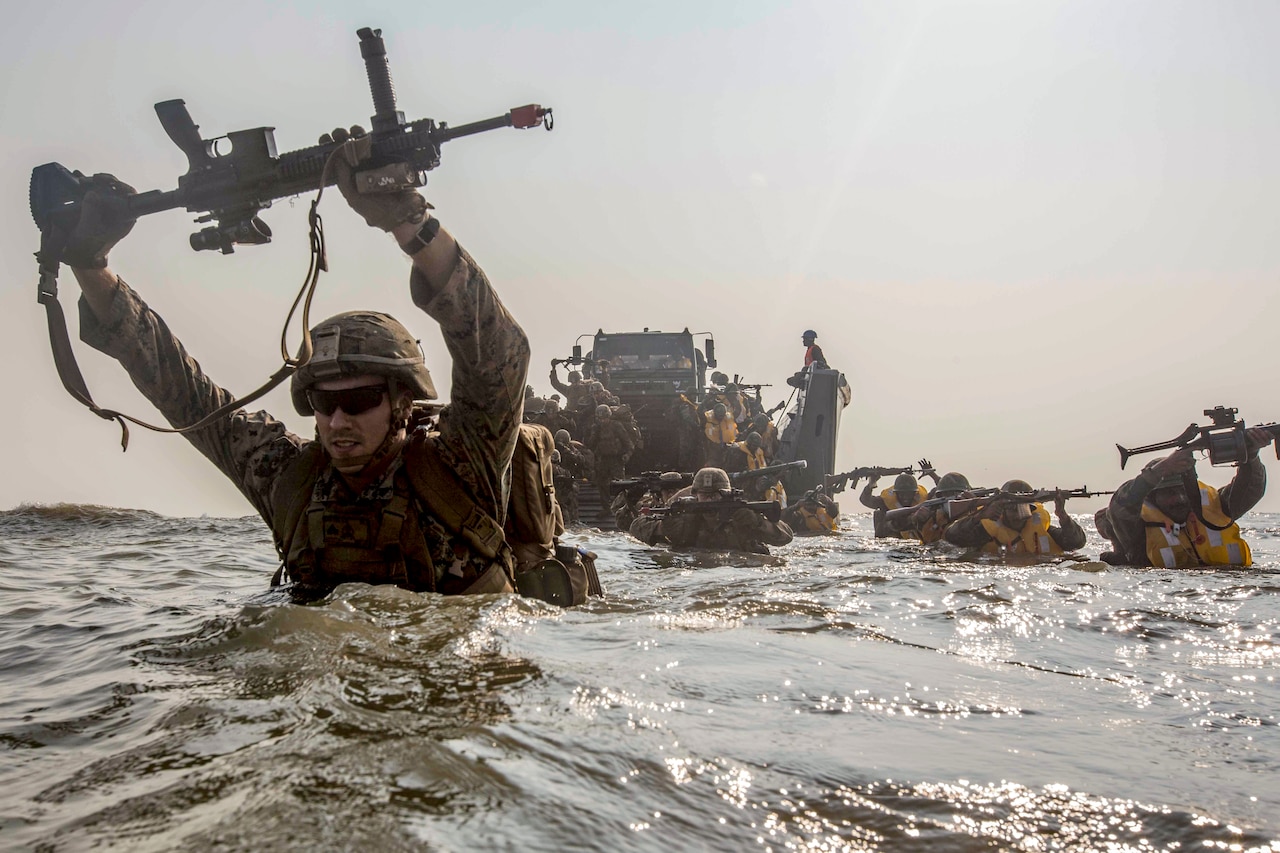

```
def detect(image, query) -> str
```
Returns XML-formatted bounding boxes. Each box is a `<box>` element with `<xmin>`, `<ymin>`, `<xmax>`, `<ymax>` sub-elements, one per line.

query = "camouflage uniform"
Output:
<box><xmin>80</xmin><ymin>247</ymin><xmax>530</xmax><ymax>597</ymax></box>
<box><xmin>629</xmin><ymin>500</ymin><xmax>794</xmax><ymax>554</ymax></box>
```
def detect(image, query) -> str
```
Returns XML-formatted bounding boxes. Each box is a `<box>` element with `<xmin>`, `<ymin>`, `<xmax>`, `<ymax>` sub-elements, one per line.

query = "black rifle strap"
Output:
<box><xmin>32</xmin><ymin>144</ymin><xmax>352</xmax><ymax>450</ymax></box>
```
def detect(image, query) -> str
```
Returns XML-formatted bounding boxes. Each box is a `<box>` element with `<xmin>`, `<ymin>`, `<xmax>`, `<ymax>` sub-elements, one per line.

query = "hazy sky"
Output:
<box><xmin>3</xmin><ymin>0</ymin><xmax>1277</xmax><ymax>518</ymax></box>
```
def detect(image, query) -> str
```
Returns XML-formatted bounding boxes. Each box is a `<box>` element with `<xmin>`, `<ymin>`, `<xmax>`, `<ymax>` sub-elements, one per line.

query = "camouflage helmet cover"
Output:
<box><xmin>692</xmin><ymin>467</ymin><xmax>732</xmax><ymax>494</ymax></box>
<box><xmin>291</xmin><ymin>311</ymin><xmax>435</xmax><ymax>416</ymax></box>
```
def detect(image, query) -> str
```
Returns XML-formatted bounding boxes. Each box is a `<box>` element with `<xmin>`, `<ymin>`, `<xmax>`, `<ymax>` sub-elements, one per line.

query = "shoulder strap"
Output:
<box><xmin>403</xmin><ymin>433</ymin><xmax>506</xmax><ymax>560</ymax></box>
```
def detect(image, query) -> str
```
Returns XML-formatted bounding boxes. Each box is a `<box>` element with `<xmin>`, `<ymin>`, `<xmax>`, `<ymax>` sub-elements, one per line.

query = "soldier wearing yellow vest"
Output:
<box><xmin>782</xmin><ymin>489</ymin><xmax>840</xmax><ymax>535</ymax></box>
<box><xmin>906</xmin><ymin>471</ymin><xmax>976</xmax><ymax>544</ymax></box>
<box><xmin>860</xmin><ymin>461</ymin><xmax>939</xmax><ymax>538</ymax></box>
<box><xmin>944</xmin><ymin>480</ymin><xmax>1086</xmax><ymax>556</ymax></box>
<box><xmin>702</xmin><ymin>403</ymin><xmax>738</xmax><ymax>466</ymax></box>
<box><xmin>1106</xmin><ymin>437</ymin><xmax>1270</xmax><ymax>568</ymax></box>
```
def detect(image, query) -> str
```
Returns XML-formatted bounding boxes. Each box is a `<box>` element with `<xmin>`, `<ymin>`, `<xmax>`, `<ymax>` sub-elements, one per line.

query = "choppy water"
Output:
<box><xmin>1</xmin><ymin>503</ymin><xmax>1278</xmax><ymax>852</ymax></box>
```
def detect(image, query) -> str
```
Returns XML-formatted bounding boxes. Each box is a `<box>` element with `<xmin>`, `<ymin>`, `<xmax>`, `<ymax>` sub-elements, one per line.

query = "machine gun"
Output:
<box><xmin>609</xmin><ymin>471</ymin><xmax>695</xmax><ymax>498</ymax></box>
<box><xmin>644</xmin><ymin>492</ymin><xmax>783</xmax><ymax>524</ymax></box>
<box><xmin>1116</xmin><ymin>406</ymin><xmax>1280</xmax><ymax>469</ymax></box>
<box><xmin>821</xmin><ymin>465</ymin><xmax>913</xmax><ymax>495</ymax></box>
<box><xmin>28</xmin><ymin>26</ymin><xmax>554</xmax><ymax>448</ymax></box>
<box><xmin>729</xmin><ymin>459</ymin><xmax>807</xmax><ymax>486</ymax></box>
<box><xmin>30</xmin><ymin>27</ymin><xmax>552</xmax><ymax>255</ymax></box>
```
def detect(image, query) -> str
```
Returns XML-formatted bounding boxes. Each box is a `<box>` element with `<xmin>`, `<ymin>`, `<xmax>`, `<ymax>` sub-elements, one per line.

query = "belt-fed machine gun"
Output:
<box><xmin>1116</xmin><ymin>406</ymin><xmax>1280</xmax><ymax>469</ymax></box>
<box><xmin>30</xmin><ymin>26</ymin><xmax>552</xmax><ymax>255</ymax></box>
<box><xmin>28</xmin><ymin>26</ymin><xmax>554</xmax><ymax>449</ymax></box>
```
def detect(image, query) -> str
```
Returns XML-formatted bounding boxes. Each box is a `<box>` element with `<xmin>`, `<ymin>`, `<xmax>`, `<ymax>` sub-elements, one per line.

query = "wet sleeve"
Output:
<box><xmin>1219</xmin><ymin>457</ymin><xmax>1267</xmax><ymax>518</ymax></box>
<box><xmin>943</xmin><ymin>515</ymin><xmax>992</xmax><ymax>548</ymax></box>
<box><xmin>859</xmin><ymin>482</ymin><xmax>886</xmax><ymax>510</ymax></box>
<box><xmin>411</xmin><ymin>246</ymin><xmax>531</xmax><ymax>522</ymax></box>
<box><xmin>628</xmin><ymin>514</ymin><xmax>666</xmax><ymax>546</ymax></box>
<box><xmin>78</xmin><ymin>281</ymin><xmax>305</xmax><ymax>523</ymax></box>
<box><xmin>1049</xmin><ymin>512</ymin><xmax>1087</xmax><ymax>551</ymax></box>
<box><xmin>1107</xmin><ymin>476</ymin><xmax>1154</xmax><ymax>566</ymax></box>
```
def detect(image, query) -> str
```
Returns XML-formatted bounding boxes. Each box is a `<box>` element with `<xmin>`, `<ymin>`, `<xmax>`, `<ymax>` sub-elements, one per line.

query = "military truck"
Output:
<box><xmin>552</xmin><ymin>328</ymin><xmax>851</xmax><ymax>527</ymax></box>
<box><xmin>555</xmin><ymin>328</ymin><xmax>716</xmax><ymax>473</ymax></box>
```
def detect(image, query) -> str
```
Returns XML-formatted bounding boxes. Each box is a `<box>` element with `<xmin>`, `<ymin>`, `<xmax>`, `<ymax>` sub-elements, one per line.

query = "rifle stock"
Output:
<box><xmin>647</xmin><ymin>496</ymin><xmax>783</xmax><ymax>524</ymax></box>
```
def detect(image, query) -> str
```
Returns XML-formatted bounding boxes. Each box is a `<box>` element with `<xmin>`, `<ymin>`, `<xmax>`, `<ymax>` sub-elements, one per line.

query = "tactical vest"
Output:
<box><xmin>1141</xmin><ymin>482</ymin><xmax>1251</xmax><ymax>568</ymax></box>
<box><xmin>979</xmin><ymin>504</ymin><xmax>1063</xmax><ymax>556</ymax></box>
<box><xmin>270</xmin><ymin>432</ymin><xmax>513</xmax><ymax>596</ymax></box>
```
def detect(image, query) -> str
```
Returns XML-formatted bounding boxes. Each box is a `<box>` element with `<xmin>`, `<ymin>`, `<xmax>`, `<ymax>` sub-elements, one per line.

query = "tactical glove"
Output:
<box><xmin>58</xmin><ymin>174</ymin><xmax>138</xmax><ymax>269</ymax></box>
<box><xmin>322</xmin><ymin>125</ymin><xmax>430</xmax><ymax>231</ymax></box>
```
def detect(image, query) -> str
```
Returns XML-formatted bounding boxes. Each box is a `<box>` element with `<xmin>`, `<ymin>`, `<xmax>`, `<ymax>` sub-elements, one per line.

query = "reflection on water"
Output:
<box><xmin>0</xmin><ymin>504</ymin><xmax>1277</xmax><ymax>851</ymax></box>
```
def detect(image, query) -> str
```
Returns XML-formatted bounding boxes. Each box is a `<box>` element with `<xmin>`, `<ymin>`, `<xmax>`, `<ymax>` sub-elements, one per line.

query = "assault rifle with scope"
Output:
<box><xmin>1116</xmin><ymin>406</ymin><xmax>1280</xmax><ymax>469</ymax></box>
<box><xmin>609</xmin><ymin>471</ymin><xmax>695</xmax><ymax>498</ymax></box>
<box><xmin>642</xmin><ymin>492</ymin><xmax>783</xmax><ymax>524</ymax></box>
<box><xmin>821</xmin><ymin>465</ymin><xmax>914</xmax><ymax>495</ymax></box>
<box><xmin>30</xmin><ymin>27</ymin><xmax>552</xmax><ymax>255</ymax></box>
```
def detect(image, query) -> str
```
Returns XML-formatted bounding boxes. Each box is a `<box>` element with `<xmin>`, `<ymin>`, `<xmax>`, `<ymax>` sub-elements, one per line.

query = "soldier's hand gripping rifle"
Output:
<box><xmin>28</xmin><ymin>26</ymin><xmax>553</xmax><ymax>448</ymax></box>
<box><xmin>30</xmin><ymin>27</ymin><xmax>552</xmax><ymax>256</ymax></box>
<box><xmin>1116</xmin><ymin>406</ymin><xmax>1280</xmax><ymax>469</ymax></box>
<box><xmin>822</xmin><ymin>465</ymin><xmax>913</xmax><ymax>495</ymax></box>
<box><xmin>882</xmin><ymin>487</ymin><xmax>1000</xmax><ymax>526</ymax></box>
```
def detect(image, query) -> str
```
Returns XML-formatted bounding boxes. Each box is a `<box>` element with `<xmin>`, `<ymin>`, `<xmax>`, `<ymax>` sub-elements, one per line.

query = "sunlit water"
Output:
<box><xmin>2</xmin><ymin>503</ymin><xmax>1278</xmax><ymax>851</ymax></box>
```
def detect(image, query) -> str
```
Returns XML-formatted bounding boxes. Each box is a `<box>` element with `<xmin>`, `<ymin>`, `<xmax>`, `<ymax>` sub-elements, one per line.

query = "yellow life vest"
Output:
<box><xmin>764</xmin><ymin>481</ymin><xmax>786</xmax><ymax>505</ymax></box>
<box><xmin>731</xmin><ymin>444</ymin><xmax>766</xmax><ymax>470</ymax></box>
<box><xmin>703</xmin><ymin>412</ymin><xmax>738</xmax><ymax>445</ymax></box>
<box><xmin>979</xmin><ymin>504</ymin><xmax>1062</xmax><ymax>556</ymax></box>
<box><xmin>796</xmin><ymin>502</ymin><xmax>837</xmax><ymax>534</ymax></box>
<box><xmin>880</xmin><ymin>485</ymin><xmax>927</xmax><ymax>511</ymax></box>
<box><xmin>1141</xmin><ymin>482</ymin><xmax>1251</xmax><ymax>568</ymax></box>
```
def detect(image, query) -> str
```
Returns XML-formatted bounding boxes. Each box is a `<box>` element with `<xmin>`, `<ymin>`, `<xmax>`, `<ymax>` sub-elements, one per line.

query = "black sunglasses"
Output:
<box><xmin>306</xmin><ymin>384</ymin><xmax>388</xmax><ymax>417</ymax></box>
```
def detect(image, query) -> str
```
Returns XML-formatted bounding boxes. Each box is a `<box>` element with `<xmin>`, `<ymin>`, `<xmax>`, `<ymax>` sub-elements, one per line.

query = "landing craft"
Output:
<box><xmin>551</xmin><ymin>328</ymin><xmax>850</xmax><ymax>526</ymax></box>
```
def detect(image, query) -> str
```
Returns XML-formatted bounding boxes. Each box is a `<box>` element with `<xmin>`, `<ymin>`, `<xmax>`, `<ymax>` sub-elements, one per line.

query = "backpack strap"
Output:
<box><xmin>403</xmin><ymin>433</ymin><xmax>506</xmax><ymax>560</ymax></box>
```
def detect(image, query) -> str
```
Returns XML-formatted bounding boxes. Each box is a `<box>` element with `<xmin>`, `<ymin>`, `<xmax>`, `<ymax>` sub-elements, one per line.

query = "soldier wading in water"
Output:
<box><xmin>57</xmin><ymin>137</ymin><xmax>535</xmax><ymax>602</ymax></box>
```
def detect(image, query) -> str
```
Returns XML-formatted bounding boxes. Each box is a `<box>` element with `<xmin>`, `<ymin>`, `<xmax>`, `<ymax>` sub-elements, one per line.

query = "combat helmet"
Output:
<box><xmin>291</xmin><ymin>311</ymin><xmax>435</xmax><ymax>416</ymax></box>
<box><xmin>1001</xmin><ymin>479</ymin><xmax>1034</xmax><ymax>495</ymax></box>
<box><xmin>893</xmin><ymin>473</ymin><xmax>918</xmax><ymax>493</ymax></box>
<box><xmin>802</xmin><ymin>329</ymin><xmax>817</xmax><ymax>341</ymax></box>
<box><xmin>692</xmin><ymin>467</ymin><xmax>731</xmax><ymax>495</ymax></box>
<box><xmin>935</xmin><ymin>471</ymin><xmax>971</xmax><ymax>495</ymax></box>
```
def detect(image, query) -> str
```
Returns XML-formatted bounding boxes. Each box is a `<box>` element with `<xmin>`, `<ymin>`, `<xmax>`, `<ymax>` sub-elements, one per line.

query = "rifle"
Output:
<box><xmin>729</xmin><ymin>459</ymin><xmax>807</xmax><ymax>485</ymax></box>
<box><xmin>609</xmin><ymin>471</ymin><xmax>694</xmax><ymax>497</ymax></box>
<box><xmin>30</xmin><ymin>27</ymin><xmax>552</xmax><ymax>255</ymax></box>
<box><xmin>882</xmin><ymin>487</ymin><xmax>1000</xmax><ymax>526</ymax></box>
<box><xmin>644</xmin><ymin>493</ymin><xmax>783</xmax><ymax>524</ymax></box>
<box><xmin>929</xmin><ymin>487</ymin><xmax>1117</xmax><ymax>522</ymax></box>
<box><xmin>822</xmin><ymin>465</ymin><xmax>913</xmax><ymax>495</ymax></box>
<box><xmin>29</xmin><ymin>26</ymin><xmax>554</xmax><ymax>448</ymax></box>
<box><xmin>1116</xmin><ymin>406</ymin><xmax>1280</xmax><ymax>469</ymax></box>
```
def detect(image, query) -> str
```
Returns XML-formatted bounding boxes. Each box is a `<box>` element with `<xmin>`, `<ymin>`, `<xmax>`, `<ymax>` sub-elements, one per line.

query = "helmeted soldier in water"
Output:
<box><xmin>1106</xmin><ymin>438</ymin><xmax>1270</xmax><ymax>568</ymax></box>
<box><xmin>628</xmin><ymin>467</ymin><xmax>794</xmax><ymax>554</ymax></box>
<box><xmin>944</xmin><ymin>479</ymin><xmax>1087</xmax><ymax>556</ymax></box>
<box><xmin>59</xmin><ymin>135</ymin><xmax>531</xmax><ymax>602</ymax></box>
